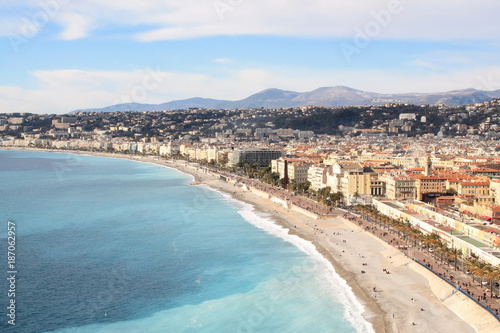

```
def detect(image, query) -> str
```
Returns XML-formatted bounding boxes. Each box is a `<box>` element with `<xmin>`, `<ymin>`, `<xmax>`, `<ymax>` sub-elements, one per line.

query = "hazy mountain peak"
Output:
<box><xmin>449</xmin><ymin>88</ymin><xmax>479</xmax><ymax>93</ymax></box>
<box><xmin>69</xmin><ymin>86</ymin><xmax>500</xmax><ymax>113</ymax></box>
<box><xmin>330</xmin><ymin>85</ymin><xmax>362</xmax><ymax>91</ymax></box>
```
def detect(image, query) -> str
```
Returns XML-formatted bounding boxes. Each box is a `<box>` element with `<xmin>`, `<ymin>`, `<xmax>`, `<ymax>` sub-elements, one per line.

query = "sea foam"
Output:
<box><xmin>203</xmin><ymin>186</ymin><xmax>375</xmax><ymax>333</ymax></box>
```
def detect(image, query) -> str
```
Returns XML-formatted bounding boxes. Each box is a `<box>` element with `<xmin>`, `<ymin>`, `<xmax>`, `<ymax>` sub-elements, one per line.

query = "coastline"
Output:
<box><xmin>162</xmin><ymin>158</ymin><xmax>499</xmax><ymax>333</ymax></box>
<box><xmin>3</xmin><ymin>148</ymin><xmax>499</xmax><ymax>332</ymax></box>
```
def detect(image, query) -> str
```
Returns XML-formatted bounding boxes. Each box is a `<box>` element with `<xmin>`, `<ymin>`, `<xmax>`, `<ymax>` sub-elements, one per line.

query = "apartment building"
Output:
<box><xmin>307</xmin><ymin>164</ymin><xmax>330</xmax><ymax>191</ymax></box>
<box><xmin>458</xmin><ymin>181</ymin><xmax>490</xmax><ymax>196</ymax></box>
<box><xmin>229</xmin><ymin>148</ymin><xmax>283</xmax><ymax>166</ymax></box>
<box><xmin>288</xmin><ymin>162</ymin><xmax>312</xmax><ymax>183</ymax></box>
<box><xmin>379</xmin><ymin>173</ymin><xmax>416</xmax><ymax>200</ymax></box>
<box><xmin>413</xmin><ymin>175</ymin><xmax>447</xmax><ymax>200</ymax></box>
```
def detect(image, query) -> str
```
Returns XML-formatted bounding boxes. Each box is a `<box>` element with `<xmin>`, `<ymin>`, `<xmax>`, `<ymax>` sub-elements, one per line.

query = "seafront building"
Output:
<box><xmin>3</xmin><ymin>109</ymin><xmax>500</xmax><ymax>268</ymax></box>
<box><xmin>373</xmin><ymin>198</ymin><xmax>500</xmax><ymax>266</ymax></box>
<box><xmin>271</xmin><ymin>157</ymin><xmax>312</xmax><ymax>183</ymax></box>
<box><xmin>379</xmin><ymin>173</ymin><xmax>416</xmax><ymax>200</ymax></box>
<box><xmin>3</xmin><ymin>104</ymin><xmax>500</xmax><ymax>326</ymax></box>
<box><xmin>228</xmin><ymin>148</ymin><xmax>283</xmax><ymax>166</ymax></box>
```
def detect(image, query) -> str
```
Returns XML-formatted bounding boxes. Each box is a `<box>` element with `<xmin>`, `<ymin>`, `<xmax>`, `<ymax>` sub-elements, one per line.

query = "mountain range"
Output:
<box><xmin>70</xmin><ymin>86</ymin><xmax>500</xmax><ymax>113</ymax></box>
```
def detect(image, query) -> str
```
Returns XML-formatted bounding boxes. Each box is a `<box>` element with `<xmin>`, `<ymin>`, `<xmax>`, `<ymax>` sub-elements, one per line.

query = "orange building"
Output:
<box><xmin>458</xmin><ymin>181</ymin><xmax>490</xmax><ymax>196</ymax></box>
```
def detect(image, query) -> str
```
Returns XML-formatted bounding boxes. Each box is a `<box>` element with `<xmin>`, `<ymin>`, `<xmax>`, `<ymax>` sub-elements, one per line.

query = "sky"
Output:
<box><xmin>1</xmin><ymin>0</ymin><xmax>500</xmax><ymax>114</ymax></box>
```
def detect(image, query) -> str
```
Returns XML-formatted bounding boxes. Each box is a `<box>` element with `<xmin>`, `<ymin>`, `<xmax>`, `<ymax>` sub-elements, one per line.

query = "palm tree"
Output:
<box><xmin>421</xmin><ymin>234</ymin><xmax>432</xmax><ymax>252</ymax></box>
<box><xmin>396</xmin><ymin>222</ymin><xmax>407</xmax><ymax>240</ymax></box>
<box><xmin>426</xmin><ymin>233</ymin><xmax>441</xmax><ymax>254</ymax></box>
<box><xmin>441</xmin><ymin>246</ymin><xmax>451</xmax><ymax>263</ymax></box>
<box><xmin>379</xmin><ymin>216</ymin><xmax>391</xmax><ymax>230</ymax></box>
<box><xmin>448</xmin><ymin>248</ymin><xmax>462</xmax><ymax>271</ymax></box>
<box><xmin>336</xmin><ymin>192</ymin><xmax>344</xmax><ymax>206</ymax></box>
<box><xmin>409</xmin><ymin>227</ymin><xmax>423</xmax><ymax>247</ymax></box>
<box><xmin>434</xmin><ymin>240</ymin><xmax>448</xmax><ymax>263</ymax></box>
<box><xmin>492</xmin><ymin>267</ymin><xmax>500</xmax><ymax>296</ymax></box>
<box><xmin>467</xmin><ymin>258</ymin><xmax>487</xmax><ymax>286</ymax></box>
<box><xmin>443</xmin><ymin>246</ymin><xmax>459</xmax><ymax>267</ymax></box>
<box><xmin>402</xmin><ymin>222</ymin><xmax>414</xmax><ymax>243</ymax></box>
<box><xmin>481</xmin><ymin>264</ymin><xmax>500</xmax><ymax>298</ymax></box>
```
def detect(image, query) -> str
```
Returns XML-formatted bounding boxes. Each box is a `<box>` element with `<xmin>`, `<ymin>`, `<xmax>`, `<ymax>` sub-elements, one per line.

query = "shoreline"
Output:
<box><xmin>164</xmin><ymin>159</ymin><xmax>499</xmax><ymax>333</ymax></box>
<box><xmin>4</xmin><ymin>148</ymin><xmax>499</xmax><ymax>332</ymax></box>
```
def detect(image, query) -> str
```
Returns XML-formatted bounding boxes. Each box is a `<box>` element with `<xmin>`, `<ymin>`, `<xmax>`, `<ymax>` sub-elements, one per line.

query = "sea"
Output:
<box><xmin>0</xmin><ymin>149</ymin><xmax>374</xmax><ymax>333</ymax></box>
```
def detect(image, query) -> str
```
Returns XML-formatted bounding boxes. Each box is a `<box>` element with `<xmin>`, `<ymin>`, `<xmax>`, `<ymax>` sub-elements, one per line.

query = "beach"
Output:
<box><xmin>159</xmin><ymin>157</ymin><xmax>499</xmax><ymax>333</ymax></box>
<box><xmin>4</xmin><ymin>148</ymin><xmax>500</xmax><ymax>332</ymax></box>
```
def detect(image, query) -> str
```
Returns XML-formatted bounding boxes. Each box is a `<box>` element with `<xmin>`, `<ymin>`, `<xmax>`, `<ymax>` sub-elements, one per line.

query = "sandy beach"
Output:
<box><xmin>5</xmin><ymin>148</ymin><xmax>500</xmax><ymax>332</ymax></box>
<box><xmin>159</xmin><ymin>157</ymin><xmax>499</xmax><ymax>333</ymax></box>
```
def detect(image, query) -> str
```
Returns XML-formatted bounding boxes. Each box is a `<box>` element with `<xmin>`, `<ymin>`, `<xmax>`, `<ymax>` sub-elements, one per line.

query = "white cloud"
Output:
<box><xmin>2</xmin><ymin>65</ymin><xmax>500</xmax><ymax>114</ymax></box>
<box><xmin>408</xmin><ymin>51</ymin><xmax>477</xmax><ymax>73</ymax></box>
<box><xmin>213</xmin><ymin>58</ymin><xmax>232</xmax><ymax>64</ymax></box>
<box><xmin>57</xmin><ymin>12</ymin><xmax>93</xmax><ymax>40</ymax></box>
<box><xmin>339</xmin><ymin>67</ymin><xmax>500</xmax><ymax>94</ymax></box>
<box><xmin>1</xmin><ymin>1</ymin><xmax>500</xmax><ymax>41</ymax></box>
<box><xmin>2</xmin><ymin>1</ymin><xmax>499</xmax><ymax>115</ymax></box>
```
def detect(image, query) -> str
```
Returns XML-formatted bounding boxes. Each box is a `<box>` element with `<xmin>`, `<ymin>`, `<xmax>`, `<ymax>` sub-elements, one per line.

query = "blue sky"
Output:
<box><xmin>2</xmin><ymin>0</ymin><xmax>500</xmax><ymax>114</ymax></box>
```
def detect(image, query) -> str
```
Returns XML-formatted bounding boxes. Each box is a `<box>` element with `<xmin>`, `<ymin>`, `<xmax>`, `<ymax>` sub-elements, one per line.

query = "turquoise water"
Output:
<box><xmin>0</xmin><ymin>150</ymin><xmax>373</xmax><ymax>333</ymax></box>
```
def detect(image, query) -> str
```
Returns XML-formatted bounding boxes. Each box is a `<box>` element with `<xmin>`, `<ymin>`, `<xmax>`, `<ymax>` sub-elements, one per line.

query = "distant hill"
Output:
<box><xmin>69</xmin><ymin>86</ymin><xmax>500</xmax><ymax>113</ymax></box>
<box><xmin>227</xmin><ymin>88</ymin><xmax>301</xmax><ymax>109</ymax></box>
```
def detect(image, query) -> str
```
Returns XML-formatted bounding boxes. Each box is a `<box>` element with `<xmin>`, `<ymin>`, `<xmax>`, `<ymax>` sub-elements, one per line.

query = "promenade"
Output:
<box><xmin>218</xmin><ymin>171</ymin><xmax>336</xmax><ymax>216</ymax></box>
<box><xmin>6</xmin><ymin>151</ymin><xmax>494</xmax><ymax>331</ymax></box>
<box><xmin>208</xmin><ymin>165</ymin><xmax>500</xmax><ymax>324</ymax></box>
<box><xmin>344</xmin><ymin>211</ymin><xmax>500</xmax><ymax>318</ymax></box>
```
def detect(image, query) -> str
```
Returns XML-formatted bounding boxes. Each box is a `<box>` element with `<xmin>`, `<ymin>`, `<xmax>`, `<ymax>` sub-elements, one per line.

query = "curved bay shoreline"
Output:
<box><xmin>4</xmin><ymin>148</ymin><xmax>500</xmax><ymax>333</ymax></box>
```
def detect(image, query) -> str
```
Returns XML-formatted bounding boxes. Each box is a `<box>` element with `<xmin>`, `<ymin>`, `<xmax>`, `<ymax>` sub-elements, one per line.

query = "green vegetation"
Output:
<box><xmin>356</xmin><ymin>205</ymin><xmax>500</xmax><ymax>297</ymax></box>
<box><xmin>271</xmin><ymin>103</ymin><xmax>500</xmax><ymax>136</ymax></box>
